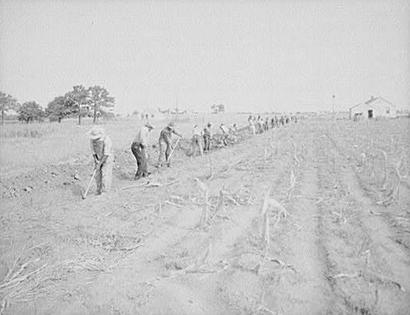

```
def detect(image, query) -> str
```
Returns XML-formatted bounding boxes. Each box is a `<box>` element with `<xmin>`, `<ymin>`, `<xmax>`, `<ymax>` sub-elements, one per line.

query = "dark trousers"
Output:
<box><xmin>203</xmin><ymin>135</ymin><xmax>211</xmax><ymax>151</ymax></box>
<box><xmin>222</xmin><ymin>134</ymin><xmax>228</xmax><ymax>146</ymax></box>
<box><xmin>158</xmin><ymin>139</ymin><xmax>172</xmax><ymax>166</ymax></box>
<box><xmin>131</xmin><ymin>142</ymin><xmax>148</xmax><ymax>178</ymax></box>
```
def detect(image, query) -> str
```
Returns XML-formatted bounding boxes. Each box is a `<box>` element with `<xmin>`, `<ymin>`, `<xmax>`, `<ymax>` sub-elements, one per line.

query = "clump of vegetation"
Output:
<box><xmin>0</xmin><ymin>92</ymin><xmax>19</xmax><ymax>125</ymax></box>
<box><xmin>17</xmin><ymin>101</ymin><xmax>45</xmax><ymax>123</ymax></box>
<box><xmin>49</xmin><ymin>85</ymin><xmax>115</xmax><ymax>125</ymax></box>
<box><xmin>0</xmin><ymin>85</ymin><xmax>115</xmax><ymax>130</ymax></box>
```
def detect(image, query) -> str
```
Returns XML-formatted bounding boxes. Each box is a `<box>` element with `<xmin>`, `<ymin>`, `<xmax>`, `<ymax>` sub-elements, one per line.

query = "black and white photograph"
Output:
<box><xmin>0</xmin><ymin>0</ymin><xmax>409</xmax><ymax>314</ymax></box>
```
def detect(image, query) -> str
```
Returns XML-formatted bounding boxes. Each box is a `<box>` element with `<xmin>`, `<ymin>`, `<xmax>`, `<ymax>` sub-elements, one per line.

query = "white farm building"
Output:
<box><xmin>349</xmin><ymin>96</ymin><xmax>396</xmax><ymax>120</ymax></box>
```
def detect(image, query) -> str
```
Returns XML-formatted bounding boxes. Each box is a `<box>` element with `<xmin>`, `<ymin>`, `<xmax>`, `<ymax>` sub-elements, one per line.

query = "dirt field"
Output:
<box><xmin>0</xmin><ymin>117</ymin><xmax>409</xmax><ymax>314</ymax></box>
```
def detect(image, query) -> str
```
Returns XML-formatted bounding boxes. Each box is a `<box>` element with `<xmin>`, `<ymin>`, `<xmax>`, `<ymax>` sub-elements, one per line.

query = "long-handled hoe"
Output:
<box><xmin>81</xmin><ymin>168</ymin><xmax>97</xmax><ymax>200</ymax></box>
<box><xmin>167</xmin><ymin>137</ymin><xmax>181</xmax><ymax>164</ymax></box>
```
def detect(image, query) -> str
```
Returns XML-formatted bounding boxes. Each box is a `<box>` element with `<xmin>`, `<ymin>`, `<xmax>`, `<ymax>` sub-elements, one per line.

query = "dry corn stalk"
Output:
<box><xmin>290</xmin><ymin>170</ymin><xmax>296</xmax><ymax>188</ymax></box>
<box><xmin>259</xmin><ymin>188</ymin><xmax>289</xmax><ymax>253</ymax></box>
<box><xmin>207</xmin><ymin>156</ymin><xmax>214</xmax><ymax>180</ymax></box>
<box><xmin>392</xmin><ymin>166</ymin><xmax>401</xmax><ymax>200</ymax></box>
<box><xmin>378</xmin><ymin>150</ymin><xmax>388</xmax><ymax>189</ymax></box>
<box><xmin>270</xmin><ymin>141</ymin><xmax>279</xmax><ymax>156</ymax></box>
<box><xmin>201</xmin><ymin>190</ymin><xmax>209</xmax><ymax>226</ymax></box>
<box><xmin>269</xmin><ymin>198</ymin><xmax>289</xmax><ymax>219</ymax></box>
<box><xmin>396</xmin><ymin>152</ymin><xmax>408</xmax><ymax>179</ymax></box>
<box><xmin>263</xmin><ymin>143</ymin><xmax>270</xmax><ymax>162</ymax></box>
<box><xmin>195</xmin><ymin>177</ymin><xmax>208</xmax><ymax>193</ymax></box>
<box><xmin>216</xmin><ymin>189</ymin><xmax>224</xmax><ymax>213</ymax></box>
<box><xmin>156</xmin><ymin>202</ymin><xmax>162</xmax><ymax>217</ymax></box>
<box><xmin>360</xmin><ymin>152</ymin><xmax>367</xmax><ymax>166</ymax></box>
<box><xmin>260</xmin><ymin>189</ymin><xmax>289</xmax><ymax>219</ymax></box>
<box><xmin>0</xmin><ymin>262</ymin><xmax>48</xmax><ymax>294</ymax></box>
<box><xmin>195</xmin><ymin>240</ymin><xmax>212</xmax><ymax>267</ymax></box>
<box><xmin>377</xmin><ymin>166</ymin><xmax>401</xmax><ymax>205</ymax></box>
<box><xmin>269</xmin><ymin>142</ymin><xmax>276</xmax><ymax>156</ymax></box>
<box><xmin>292</xmin><ymin>141</ymin><xmax>300</xmax><ymax>167</ymax></box>
<box><xmin>195</xmin><ymin>178</ymin><xmax>209</xmax><ymax>227</ymax></box>
<box><xmin>0</xmin><ymin>299</ymin><xmax>7</xmax><ymax>315</ymax></box>
<box><xmin>260</xmin><ymin>187</ymin><xmax>272</xmax><ymax>217</ymax></box>
<box><xmin>262</xmin><ymin>211</ymin><xmax>270</xmax><ymax>252</ymax></box>
<box><xmin>367</xmin><ymin>154</ymin><xmax>376</xmax><ymax>180</ymax></box>
<box><xmin>286</xmin><ymin>169</ymin><xmax>296</xmax><ymax>200</ymax></box>
<box><xmin>390</xmin><ymin>136</ymin><xmax>398</xmax><ymax>152</ymax></box>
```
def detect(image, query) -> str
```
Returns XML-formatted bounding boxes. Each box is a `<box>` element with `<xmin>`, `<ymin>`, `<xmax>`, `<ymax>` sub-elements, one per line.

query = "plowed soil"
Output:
<box><xmin>1</xmin><ymin>119</ymin><xmax>409</xmax><ymax>315</ymax></box>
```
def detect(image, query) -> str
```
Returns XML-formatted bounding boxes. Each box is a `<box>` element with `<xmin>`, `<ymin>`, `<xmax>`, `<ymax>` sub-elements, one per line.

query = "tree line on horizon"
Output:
<box><xmin>0</xmin><ymin>85</ymin><xmax>115</xmax><ymax>125</ymax></box>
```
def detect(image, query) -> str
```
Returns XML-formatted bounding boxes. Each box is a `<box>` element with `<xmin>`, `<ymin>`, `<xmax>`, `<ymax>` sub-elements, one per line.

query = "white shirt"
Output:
<box><xmin>193</xmin><ymin>126</ymin><xmax>202</xmax><ymax>136</ymax></box>
<box><xmin>220</xmin><ymin>125</ymin><xmax>228</xmax><ymax>134</ymax></box>
<box><xmin>90</xmin><ymin>135</ymin><xmax>113</xmax><ymax>159</ymax></box>
<box><xmin>133</xmin><ymin>126</ymin><xmax>150</xmax><ymax>146</ymax></box>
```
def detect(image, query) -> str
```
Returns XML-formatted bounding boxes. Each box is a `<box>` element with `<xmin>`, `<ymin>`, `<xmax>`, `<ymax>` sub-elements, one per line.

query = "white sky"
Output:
<box><xmin>0</xmin><ymin>0</ymin><xmax>409</xmax><ymax>114</ymax></box>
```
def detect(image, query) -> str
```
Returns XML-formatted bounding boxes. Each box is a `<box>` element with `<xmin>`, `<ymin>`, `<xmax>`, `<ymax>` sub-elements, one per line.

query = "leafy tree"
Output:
<box><xmin>88</xmin><ymin>85</ymin><xmax>115</xmax><ymax>123</ymax></box>
<box><xmin>0</xmin><ymin>91</ymin><xmax>18</xmax><ymax>124</ymax></box>
<box><xmin>64</xmin><ymin>85</ymin><xmax>90</xmax><ymax>125</ymax></box>
<box><xmin>17</xmin><ymin>101</ymin><xmax>45</xmax><ymax>123</ymax></box>
<box><xmin>46</xmin><ymin>96</ymin><xmax>70</xmax><ymax>122</ymax></box>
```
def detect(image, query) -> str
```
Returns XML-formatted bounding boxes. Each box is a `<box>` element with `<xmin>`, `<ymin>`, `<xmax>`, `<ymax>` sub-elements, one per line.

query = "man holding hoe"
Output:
<box><xmin>158</xmin><ymin>122</ymin><xmax>182</xmax><ymax>167</ymax></box>
<box><xmin>131</xmin><ymin>122</ymin><xmax>155</xmax><ymax>180</ymax></box>
<box><xmin>88</xmin><ymin>126</ymin><xmax>113</xmax><ymax>195</ymax></box>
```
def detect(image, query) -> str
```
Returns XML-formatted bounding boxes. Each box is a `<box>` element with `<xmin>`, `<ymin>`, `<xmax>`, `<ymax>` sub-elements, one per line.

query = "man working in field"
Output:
<box><xmin>248</xmin><ymin>116</ymin><xmax>256</xmax><ymax>135</ymax></box>
<box><xmin>191</xmin><ymin>124</ymin><xmax>204</xmax><ymax>156</ymax></box>
<box><xmin>203</xmin><ymin>122</ymin><xmax>212</xmax><ymax>152</ymax></box>
<box><xmin>229</xmin><ymin>123</ymin><xmax>239</xmax><ymax>143</ymax></box>
<box><xmin>88</xmin><ymin>126</ymin><xmax>113</xmax><ymax>195</ymax></box>
<box><xmin>158</xmin><ymin>122</ymin><xmax>182</xmax><ymax>167</ymax></box>
<box><xmin>131</xmin><ymin>122</ymin><xmax>154</xmax><ymax>180</ymax></box>
<box><xmin>220</xmin><ymin>123</ymin><xmax>229</xmax><ymax>146</ymax></box>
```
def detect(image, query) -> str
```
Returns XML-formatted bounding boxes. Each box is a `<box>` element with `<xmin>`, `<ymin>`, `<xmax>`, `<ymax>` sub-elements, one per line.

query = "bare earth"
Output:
<box><xmin>1</xmin><ymin>118</ymin><xmax>409</xmax><ymax>314</ymax></box>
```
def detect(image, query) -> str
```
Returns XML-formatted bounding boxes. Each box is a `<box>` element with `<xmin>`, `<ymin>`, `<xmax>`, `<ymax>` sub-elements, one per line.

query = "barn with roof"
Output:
<box><xmin>349</xmin><ymin>96</ymin><xmax>396</xmax><ymax>120</ymax></box>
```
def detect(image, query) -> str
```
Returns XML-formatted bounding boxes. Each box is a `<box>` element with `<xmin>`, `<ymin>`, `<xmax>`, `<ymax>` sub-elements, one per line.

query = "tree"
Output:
<box><xmin>18</xmin><ymin>101</ymin><xmax>45</xmax><ymax>123</ymax></box>
<box><xmin>88</xmin><ymin>85</ymin><xmax>115</xmax><ymax>123</ymax></box>
<box><xmin>46</xmin><ymin>96</ymin><xmax>70</xmax><ymax>122</ymax></box>
<box><xmin>0</xmin><ymin>91</ymin><xmax>18</xmax><ymax>124</ymax></box>
<box><xmin>64</xmin><ymin>85</ymin><xmax>90</xmax><ymax>125</ymax></box>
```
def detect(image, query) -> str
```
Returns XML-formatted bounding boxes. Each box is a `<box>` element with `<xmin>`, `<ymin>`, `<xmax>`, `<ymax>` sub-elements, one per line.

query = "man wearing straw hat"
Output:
<box><xmin>131</xmin><ymin>122</ymin><xmax>154</xmax><ymax>180</ymax></box>
<box><xmin>158</xmin><ymin>121</ymin><xmax>182</xmax><ymax>167</ymax></box>
<box><xmin>88</xmin><ymin>126</ymin><xmax>113</xmax><ymax>195</ymax></box>
<box><xmin>190</xmin><ymin>124</ymin><xmax>204</xmax><ymax>157</ymax></box>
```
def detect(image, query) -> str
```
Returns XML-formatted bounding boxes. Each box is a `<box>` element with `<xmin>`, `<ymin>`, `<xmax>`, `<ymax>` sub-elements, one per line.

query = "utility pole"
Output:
<box><xmin>175</xmin><ymin>93</ymin><xmax>179</xmax><ymax>121</ymax></box>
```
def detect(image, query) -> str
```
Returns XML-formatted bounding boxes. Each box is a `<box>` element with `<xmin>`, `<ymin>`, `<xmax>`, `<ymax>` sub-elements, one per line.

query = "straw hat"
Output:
<box><xmin>168</xmin><ymin>121</ymin><xmax>175</xmax><ymax>128</ymax></box>
<box><xmin>145</xmin><ymin>122</ymin><xmax>154</xmax><ymax>129</ymax></box>
<box><xmin>88</xmin><ymin>126</ymin><xmax>105</xmax><ymax>140</ymax></box>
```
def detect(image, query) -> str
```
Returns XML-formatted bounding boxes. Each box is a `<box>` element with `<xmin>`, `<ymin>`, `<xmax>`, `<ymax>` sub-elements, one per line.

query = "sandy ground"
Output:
<box><xmin>0</xmin><ymin>118</ymin><xmax>409</xmax><ymax>314</ymax></box>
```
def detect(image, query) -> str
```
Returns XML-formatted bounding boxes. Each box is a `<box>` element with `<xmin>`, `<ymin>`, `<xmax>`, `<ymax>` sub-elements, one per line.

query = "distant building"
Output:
<box><xmin>211</xmin><ymin>104</ymin><xmax>225</xmax><ymax>114</ymax></box>
<box><xmin>349</xmin><ymin>96</ymin><xmax>396</xmax><ymax>120</ymax></box>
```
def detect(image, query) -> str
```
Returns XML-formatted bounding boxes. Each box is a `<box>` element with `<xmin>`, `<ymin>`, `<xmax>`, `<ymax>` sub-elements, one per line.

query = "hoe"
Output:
<box><xmin>81</xmin><ymin>168</ymin><xmax>97</xmax><ymax>199</ymax></box>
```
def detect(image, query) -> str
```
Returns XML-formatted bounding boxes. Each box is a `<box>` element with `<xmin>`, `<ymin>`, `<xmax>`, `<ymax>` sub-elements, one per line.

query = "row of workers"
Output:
<box><xmin>87</xmin><ymin>115</ymin><xmax>295</xmax><ymax>195</ymax></box>
<box><xmin>248</xmin><ymin>114</ymin><xmax>298</xmax><ymax>135</ymax></box>
<box><xmin>87</xmin><ymin>121</ymin><xmax>213</xmax><ymax>194</ymax></box>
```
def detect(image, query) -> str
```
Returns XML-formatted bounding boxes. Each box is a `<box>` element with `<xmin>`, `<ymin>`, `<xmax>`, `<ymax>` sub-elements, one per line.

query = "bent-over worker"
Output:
<box><xmin>158</xmin><ymin>122</ymin><xmax>182</xmax><ymax>167</ymax></box>
<box><xmin>220</xmin><ymin>123</ymin><xmax>229</xmax><ymax>146</ymax></box>
<box><xmin>131</xmin><ymin>122</ymin><xmax>154</xmax><ymax>180</ymax></box>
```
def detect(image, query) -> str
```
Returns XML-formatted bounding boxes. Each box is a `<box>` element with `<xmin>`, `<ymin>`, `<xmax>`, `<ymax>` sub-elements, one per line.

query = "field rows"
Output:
<box><xmin>0</xmin><ymin>119</ymin><xmax>409</xmax><ymax>314</ymax></box>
